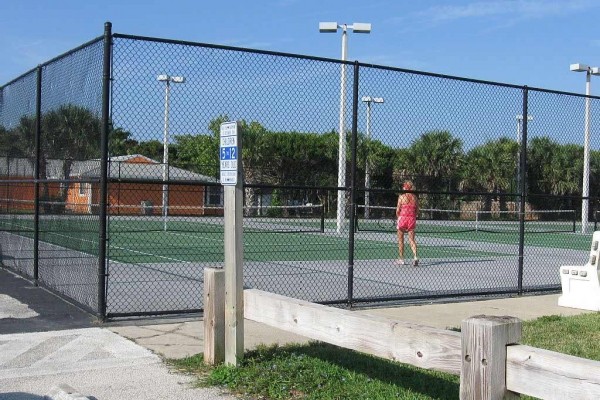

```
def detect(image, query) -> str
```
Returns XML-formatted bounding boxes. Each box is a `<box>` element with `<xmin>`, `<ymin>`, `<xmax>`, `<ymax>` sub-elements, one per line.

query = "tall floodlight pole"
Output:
<box><xmin>516</xmin><ymin>114</ymin><xmax>533</xmax><ymax>214</ymax></box>
<box><xmin>319</xmin><ymin>22</ymin><xmax>371</xmax><ymax>233</ymax></box>
<box><xmin>570</xmin><ymin>63</ymin><xmax>600</xmax><ymax>234</ymax></box>
<box><xmin>361</xmin><ymin>96</ymin><xmax>384</xmax><ymax>219</ymax></box>
<box><xmin>157</xmin><ymin>74</ymin><xmax>185</xmax><ymax>231</ymax></box>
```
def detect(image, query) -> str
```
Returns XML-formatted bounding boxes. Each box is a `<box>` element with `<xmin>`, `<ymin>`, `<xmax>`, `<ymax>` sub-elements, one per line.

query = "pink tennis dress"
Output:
<box><xmin>397</xmin><ymin>203</ymin><xmax>417</xmax><ymax>232</ymax></box>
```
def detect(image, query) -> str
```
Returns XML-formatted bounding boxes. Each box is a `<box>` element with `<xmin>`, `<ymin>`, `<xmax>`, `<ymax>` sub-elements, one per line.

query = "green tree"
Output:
<box><xmin>590</xmin><ymin>150</ymin><xmax>600</xmax><ymax>205</ymax></box>
<box><xmin>42</xmin><ymin>105</ymin><xmax>102</xmax><ymax>202</ymax></box>
<box><xmin>109</xmin><ymin>127</ymin><xmax>138</xmax><ymax>156</ymax></box>
<box><xmin>13</xmin><ymin>115</ymin><xmax>46</xmax><ymax>201</ymax></box>
<box><xmin>131</xmin><ymin>140</ymin><xmax>164</xmax><ymax>162</ymax></box>
<box><xmin>0</xmin><ymin>125</ymin><xmax>14</xmax><ymax>156</ymax></box>
<box><xmin>461</xmin><ymin>138</ymin><xmax>518</xmax><ymax>211</ymax></box>
<box><xmin>527</xmin><ymin>137</ymin><xmax>583</xmax><ymax>211</ymax></box>
<box><xmin>528</xmin><ymin>137</ymin><xmax>582</xmax><ymax>196</ymax></box>
<box><xmin>401</xmin><ymin>130</ymin><xmax>463</xmax><ymax>209</ymax></box>
<box><xmin>173</xmin><ymin>134</ymin><xmax>219</xmax><ymax>178</ymax></box>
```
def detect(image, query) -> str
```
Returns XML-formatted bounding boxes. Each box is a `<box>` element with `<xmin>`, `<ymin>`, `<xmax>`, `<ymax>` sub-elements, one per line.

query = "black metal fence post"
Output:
<box><xmin>98</xmin><ymin>21</ymin><xmax>112</xmax><ymax>319</ymax></box>
<box><xmin>347</xmin><ymin>61</ymin><xmax>360</xmax><ymax>308</ymax></box>
<box><xmin>517</xmin><ymin>86</ymin><xmax>529</xmax><ymax>294</ymax></box>
<box><xmin>33</xmin><ymin>65</ymin><xmax>42</xmax><ymax>285</ymax></box>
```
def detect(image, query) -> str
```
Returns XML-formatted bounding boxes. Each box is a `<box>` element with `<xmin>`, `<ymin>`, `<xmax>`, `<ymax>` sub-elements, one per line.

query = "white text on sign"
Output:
<box><xmin>220</xmin><ymin>121</ymin><xmax>239</xmax><ymax>186</ymax></box>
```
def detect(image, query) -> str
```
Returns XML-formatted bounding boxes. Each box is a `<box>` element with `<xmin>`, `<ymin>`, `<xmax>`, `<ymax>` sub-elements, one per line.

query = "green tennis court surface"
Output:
<box><xmin>417</xmin><ymin>229</ymin><xmax>592</xmax><ymax>250</ymax></box>
<box><xmin>106</xmin><ymin>230</ymin><xmax>504</xmax><ymax>264</ymax></box>
<box><xmin>1</xmin><ymin>215</ymin><xmax>505</xmax><ymax>264</ymax></box>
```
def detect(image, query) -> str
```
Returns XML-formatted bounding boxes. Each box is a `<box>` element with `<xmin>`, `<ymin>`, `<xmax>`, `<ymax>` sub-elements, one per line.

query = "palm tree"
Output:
<box><xmin>109</xmin><ymin>127</ymin><xmax>138</xmax><ymax>156</ymax></box>
<box><xmin>402</xmin><ymin>130</ymin><xmax>464</xmax><ymax>209</ymax></box>
<box><xmin>461</xmin><ymin>138</ymin><xmax>518</xmax><ymax>211</ymax></box>
<box><xmin>42</xmin><ymin>105</ymin><xmax>101</xmax><ymax>204</ymax></box>
<box><xmin>528</xmin><ymin>137</ymin><xmax>583</xmax><ymax>211</ymax></box>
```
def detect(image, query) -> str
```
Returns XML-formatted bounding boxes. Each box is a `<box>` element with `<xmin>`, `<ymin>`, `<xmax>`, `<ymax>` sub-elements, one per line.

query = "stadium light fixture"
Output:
<box><xmin>570</xmin><ymin>63</ymin><xmax>600</xmax><ymax>233</ymax></box>
<box><xmin>157</xmin><ymin>74</ymin><xmax>185</xmax><ymax>230</ymax></box>
<box><xmin>515</xmin><ymin>114</ymin><xmax>533</xmax><ymax>214</ymax></box>
<box><xmin>361</xmin><ymin>96</ymin><xmax>385</xmax><ymax>219</ymax></box>
<box><xmin>319</xmin><ymin>22</ymin><xmax>372</xmax><ymax>233</ymax></box>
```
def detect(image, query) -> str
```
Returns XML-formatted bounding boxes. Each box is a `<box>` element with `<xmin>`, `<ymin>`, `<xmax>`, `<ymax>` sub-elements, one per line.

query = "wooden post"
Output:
<box><xmin>224</xmin><ymin>183</ymin><xmax>244</xmax><ymax>366</ymax></box>
<box><xmin>203</xmin><ymin>268</ymin><xmax>224</xmax><ymax>365</ymax></box>
<box><xmin>460</xmin><ymin>315</ymin><xmax>522</xmax><ymax>400</ymax></box>
<box><xmin>220</xmin><ymin>121</ymin><xmax>244</xmax><ymax>367</ymax></box>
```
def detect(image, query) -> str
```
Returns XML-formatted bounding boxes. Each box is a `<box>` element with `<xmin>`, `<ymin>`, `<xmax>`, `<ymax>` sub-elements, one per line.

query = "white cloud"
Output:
<box><xmin>404</xmin><ymin>0</ymin><xmax>598</xmax><ymax>26</ymax></box>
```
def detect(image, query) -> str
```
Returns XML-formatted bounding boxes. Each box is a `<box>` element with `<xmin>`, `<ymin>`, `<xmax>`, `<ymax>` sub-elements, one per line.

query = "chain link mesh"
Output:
<box><xmin>0</xmin><ymin>70</ymin><xmax>38</xmax><ymax>278</ymax></box>
<box><xmin>0</xmin><ymin>38</ymin><xmax>104</xmax><ymax>313</ymax></box>
<box><xmin>2</xmin><ymin>30</ymin><xmax>599</xmax><ymax>317</ymax></box>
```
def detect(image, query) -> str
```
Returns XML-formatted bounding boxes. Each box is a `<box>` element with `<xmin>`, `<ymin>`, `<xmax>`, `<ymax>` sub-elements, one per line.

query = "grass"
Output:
<box><xmin>170</xmin><ymin>312</ymin><xmax>600</xmax><ymax>400</ymax></box>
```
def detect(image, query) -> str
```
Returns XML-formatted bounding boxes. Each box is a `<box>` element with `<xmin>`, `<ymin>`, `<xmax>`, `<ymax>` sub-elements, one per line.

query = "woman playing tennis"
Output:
<box><xmin>396</xmin><ymin>180</ymin><xmax>419</xmax><ymax>266</ymax></box>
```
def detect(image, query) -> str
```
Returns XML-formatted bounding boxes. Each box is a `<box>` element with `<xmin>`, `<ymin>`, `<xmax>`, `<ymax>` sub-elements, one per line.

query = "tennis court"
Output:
<box><xmin>1</xmin><ymin>210</ymin><xmax>515</xmax><ymax>261</ymax></box>
<box><xmin>0</xmin><ymin>204</ymin><xmax>590</xmax><ymax>315</ymax></box>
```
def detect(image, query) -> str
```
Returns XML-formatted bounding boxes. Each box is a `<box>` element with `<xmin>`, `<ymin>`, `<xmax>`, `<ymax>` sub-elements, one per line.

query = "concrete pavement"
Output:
<box><xmin>0</xmin><ymin>268</ymin><xmax>237</xmax><ymax>400</ymax></box>
<box><xmin>106</xmin><ymin>292</ymin><xmax>594</xmax><ymax>361</ymax></box>
<box><xmin>0</xmin><ymin>266</ymin><xmax>595</xmax><ymax>399</ymax></box>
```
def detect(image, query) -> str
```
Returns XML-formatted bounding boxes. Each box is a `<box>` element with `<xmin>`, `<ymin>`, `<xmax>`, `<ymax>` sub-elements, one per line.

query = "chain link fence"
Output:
<box><xmin>1</xmin><ymin>23</ymin><xmax>599</xmax><ymax>318</ymax></box>
<box><xmin>0</xmin><ymin>37</ymin><xmax>105</xmax><ymax>314</ymax></box>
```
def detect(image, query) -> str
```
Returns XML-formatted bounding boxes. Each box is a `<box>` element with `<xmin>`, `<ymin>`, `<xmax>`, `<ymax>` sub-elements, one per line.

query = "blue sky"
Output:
<box><xmin>1</xmin><ymin>0</ymin><xmax>599</xmax><ymax>93</ymax></box>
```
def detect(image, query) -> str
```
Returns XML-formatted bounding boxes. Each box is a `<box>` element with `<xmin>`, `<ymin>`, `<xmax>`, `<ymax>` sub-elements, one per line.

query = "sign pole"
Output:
<box><xmin>220</xmin><ymin>121</ymin><xmax>244</xmax><ymax>366</ymax></box>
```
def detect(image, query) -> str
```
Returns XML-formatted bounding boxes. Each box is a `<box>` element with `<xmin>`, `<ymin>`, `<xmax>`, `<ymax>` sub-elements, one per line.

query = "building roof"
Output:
<box><xmin>0</xmin><ymin>158</ymin><xmax>66</xmax><ymax>179</ymax></box>
<box><xmin>0</xmin><ymin>155</ymin><xmax>216</xmax><ymax>183</ymax></box>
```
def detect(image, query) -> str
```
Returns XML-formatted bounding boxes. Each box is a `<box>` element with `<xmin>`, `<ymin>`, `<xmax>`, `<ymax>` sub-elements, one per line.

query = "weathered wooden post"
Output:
<box><xmin>203</xmin><ymin>267</ymin><xmax>225</xmax><ymax>365</ymax></box>
<box><xmin>460</xmin><ymin>315</ymin><xmax>522</xmax><ymax>399</ymax></box>
<box><xmin>220</xmin><ymin>121</ymin><xmax>244</xmax><ymax>366</ymax></box>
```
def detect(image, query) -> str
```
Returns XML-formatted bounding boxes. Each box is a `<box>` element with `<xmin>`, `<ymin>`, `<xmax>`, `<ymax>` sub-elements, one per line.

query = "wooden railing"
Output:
<box><xmin>204</xmin><ymin>269</ymin><xmax>600</xmax><ymax>399</ymax></box>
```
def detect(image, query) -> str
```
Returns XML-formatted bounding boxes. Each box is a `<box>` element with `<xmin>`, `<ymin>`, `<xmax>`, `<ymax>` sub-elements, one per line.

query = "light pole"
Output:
<box><xmin>516</xmin><ymin>114</ymin><xmax>533</xmax><ymax>214</ymax></box>
<box><xmin>361</xmin><ymin>96</ymin><xmax>384</xmax><ymax>219</ymax></box>
<box><xmin>157</xmin><ymin>74</ymin><xmax>185</xmax><ymax>231</ymax></box>
<box><xmin>570</xmin><ymin>63</ymin><xmax>600</xmax><ymax>234</ymax></box>
<box><xmin>319</xmin><ymin>22</ymin><xmax>372</xmax><ymax>233</ymax></box>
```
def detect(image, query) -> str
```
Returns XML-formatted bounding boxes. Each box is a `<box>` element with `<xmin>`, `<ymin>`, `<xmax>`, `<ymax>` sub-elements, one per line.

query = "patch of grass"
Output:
<box><xmin>170</xmin><ymin>312</ymin><xmax>600</xmax><ymax>399</ymax></box>
<box><xmin>521</xmin><ymin>313</ymin><xmax>600</xmax><ymax>360</ymax></box>
<box><xmin>171</xmin><ymin>343</ymin><xmax>460</xmax><ymax>399</ymax></box>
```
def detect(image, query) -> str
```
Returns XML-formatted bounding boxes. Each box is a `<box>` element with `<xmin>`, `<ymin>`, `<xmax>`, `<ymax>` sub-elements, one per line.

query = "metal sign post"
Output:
<box><xmin>220</xmin><ymin>121</ymin><xmax>244</xmax><ymax>366</ymax></box>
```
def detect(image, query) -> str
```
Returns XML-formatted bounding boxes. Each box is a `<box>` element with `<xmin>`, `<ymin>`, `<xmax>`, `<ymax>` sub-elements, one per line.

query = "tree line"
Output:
<box><xmin>2</xmin><ymin>107</ymin><xmax>597</xmax><ymax>213</ymax></box>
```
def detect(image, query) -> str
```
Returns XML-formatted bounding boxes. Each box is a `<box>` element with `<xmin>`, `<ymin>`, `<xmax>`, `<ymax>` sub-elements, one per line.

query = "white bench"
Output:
<box><xmin>558</xmin><ymin>231</ymin><xmax>600</xmax><ymax>311</ymax></box>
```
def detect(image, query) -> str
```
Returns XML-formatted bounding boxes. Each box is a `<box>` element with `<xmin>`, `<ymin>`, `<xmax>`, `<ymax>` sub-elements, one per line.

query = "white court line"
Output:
<box><xmin>162</xmin><ymin>230</ymin><xmax>223</xmax><ymax>243</ymax></box>
<box><xmin>109</xmin><ymin>245</ymin><xmax>193</xmax><ymax>264</ymax></box>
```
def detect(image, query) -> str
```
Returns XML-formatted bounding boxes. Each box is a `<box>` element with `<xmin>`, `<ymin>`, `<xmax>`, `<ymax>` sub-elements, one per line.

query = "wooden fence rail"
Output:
<box><xmin>204</xmin><ymin>272</ymin><xmax>600</xmax><ymax>399</ymax></box>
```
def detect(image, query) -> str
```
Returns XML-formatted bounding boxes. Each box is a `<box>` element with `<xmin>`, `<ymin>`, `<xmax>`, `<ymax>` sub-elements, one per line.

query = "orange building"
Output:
<box><xmin>1</xmin><ymin>155</ymin><xmax>223</xmax><ymax>216</ymax></box>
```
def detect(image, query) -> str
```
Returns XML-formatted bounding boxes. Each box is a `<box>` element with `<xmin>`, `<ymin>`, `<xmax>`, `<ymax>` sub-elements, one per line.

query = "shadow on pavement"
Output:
<box><xmin>0</xmin><ymin>268</ymin><xmax>97</xmax><ymax>335</ymax></box>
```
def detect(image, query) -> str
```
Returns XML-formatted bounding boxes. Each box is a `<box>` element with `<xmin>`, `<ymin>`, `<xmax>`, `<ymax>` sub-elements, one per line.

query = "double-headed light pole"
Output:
<box><xmin>319</xmin><ymin>22</ymin><xmax>371</xmax><ymax>234</ymax></box>
<box><xmin>362</xmin><ymin>96</ymin><xmax>384</xmax><ymax>219</ymax></box>
<box><xmin>570</xmin><ymin>63</ymin><xmax>600</xmax><ymax>234</ymax></box>
<box><xmin>157</xmin><ymin>74</ymin><xmax>185</xmax><ymax>230</ymax></box>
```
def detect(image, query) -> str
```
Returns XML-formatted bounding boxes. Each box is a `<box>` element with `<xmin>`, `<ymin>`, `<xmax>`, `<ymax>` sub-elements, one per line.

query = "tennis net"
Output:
<box><xmin>0</xmin><ymin>200</ymin><xmax>326</xmax><ymax>238</ymax></box>
<box><xmin>108</xmin><ymin>203</ymin><xmax>325</xmax><ymax>234</ymax></box>
<box><xmin>355</xmin><ymin>205</ymin><xmax>576</xmax><ymax>234</ymax></box>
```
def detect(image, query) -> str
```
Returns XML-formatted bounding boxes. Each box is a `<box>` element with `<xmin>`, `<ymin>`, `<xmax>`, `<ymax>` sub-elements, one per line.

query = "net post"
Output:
<box><xmin>517</xmin><ymin>86</ymin><xmax>529</xmax><ymax>295</ymax></box>
<box><xmin>573</xmin><ymin>209</ymin><xmax>577</xmax><ymax>233</ymax></box>
<box><xmin>320</xmin><ymin>203</ymin><xmax>325</xmax><ymax>233</ymax></box>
